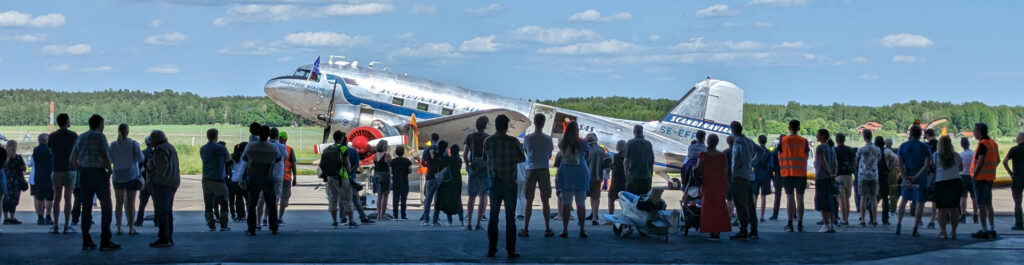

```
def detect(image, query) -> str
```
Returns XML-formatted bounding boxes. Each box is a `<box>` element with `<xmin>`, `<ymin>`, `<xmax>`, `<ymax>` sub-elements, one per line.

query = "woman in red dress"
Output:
<box><xmin>698</xmin><ymin>134</ymin><xmax>731</xmax><ymax>241</ymax></box>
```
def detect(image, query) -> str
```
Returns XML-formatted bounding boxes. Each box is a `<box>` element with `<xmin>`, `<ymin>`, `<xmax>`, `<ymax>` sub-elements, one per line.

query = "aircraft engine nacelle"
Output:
<box><xmin>315</xmin><ymin>104</ymin><xmax>409</xmax><ymax>165</ymax></box>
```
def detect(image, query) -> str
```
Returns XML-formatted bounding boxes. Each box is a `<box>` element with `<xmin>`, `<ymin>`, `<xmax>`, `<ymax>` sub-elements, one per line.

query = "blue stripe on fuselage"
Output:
<box><xmin>335</xmin><ymin>76</ymin><xmax>441</xmax><ymax>119</ymax></box>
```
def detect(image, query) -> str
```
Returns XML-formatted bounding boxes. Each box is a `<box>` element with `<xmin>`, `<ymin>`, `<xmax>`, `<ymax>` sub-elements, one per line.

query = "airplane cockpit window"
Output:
<box><xmin>293</xmin><ymin>69</ymin><xmax>311</xmax><ymax>78</ymax></box>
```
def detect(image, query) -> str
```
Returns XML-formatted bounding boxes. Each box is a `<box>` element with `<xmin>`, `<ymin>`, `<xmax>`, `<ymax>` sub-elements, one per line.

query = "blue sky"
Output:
<box><xmin>2</xmin><ymin>0</ymin><xmax>1022</xmax><ymax>106</ymax></box>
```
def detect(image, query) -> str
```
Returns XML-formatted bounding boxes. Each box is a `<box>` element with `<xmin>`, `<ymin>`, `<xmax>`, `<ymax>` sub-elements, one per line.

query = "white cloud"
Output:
<box><xmin>753</xmin><ymin>21</ymin><xmax>774</xmax><ymax>28</ymax></box>
<box><xmin>514</xmin><ymin>26</ymin><xmax>600</xmax><ymax>44</ymax></box>
<box><xmin>747</xmin><ymin>0</ymin><xmax>810</xmax><ymax>6</ymax></box>
<box><xmin>772</xmin><ymin>41</ymin><xmax>807</xmax><ymax>49</ymax></box>
<box><xmin>851</xmin><ymin>56</ymin><xmax>869</xmax><ymax>63</ymax></box>
<box><xmin>460</xmin><ymin>35</ymin><xmax>499</xmax><ymax>52</ymax></box>
<box><xmin>568</xmin><ymin>9</ymin><xmax>632</xmax><ymax>22</ymax></box>
<box><xmin>674</xmin><ymin>37</ymin><xmax>706</xmax><ymax>51</ymax></box>
<box><xmin>412</xmin><ymin>4</ymin><xmax>436</xmax><ymax>15</ymax></box>
<box><xmin>648</xmin><ymin>35</ymin><xmax>660</xmax><ymax>42</ymax></box>
<box><xmin>277</xmin><ymin>56</ymin><xmax>292</xmax><ymax>62</ymax></box>
<box><xmin>393</xmin><ymin>42</ymin><xmax>461</xmax><ymax>58</ymax></box>
<box><xmin>47</xmin><ymin>63</ymin><xmax>70</xmax><ymax>71</ymax></box>
<box><xmin>3</xmin><ymin>33</ymin><xmax>47</xmax><ymax>42</ymax></box>
<box><xmin>145</xmin><ymin>32</ymin><xmax>188</xmax><ymax>45</ymax></box>
<box><xmin>283</xmin><ymin>32</ymin><xmax>371</xmax><ymax>47</ymax></box>
<box><xmin>147</xmin><ymin>65</ymin><xmax>180</xmax><ymax>74</ymax></box>
<box><xmin>31</xmin><ymin>13</ymin><xmax>66</xmax><ymax>27</ymax></box>
<box><xmin>724</xmin><ymin>40</ymin><xmax>762</xmax><ymax>50</ymax></box>
<box><xmin>538</xmin><ymin>39</ymin><xmax>638</xmax><ymax>55</ymax></box>
<box><xmin>41</xmin><ymin>44</ymin><xmax>92</xmax><ymax>55</ymax></box>
<box><xmin>393</xmin><ymin>32</ymin><xmax>414</xmax><ymax>39</ymax></box>
<box><xmin>892</xmin><ymin>55</ymin><xmax>924</xmax><ymax>63</ymax></box>
<box><xmin>81</xmin><ymin>66</ymin><xmax>113</xmax><ymax>72</ymax></box>
<box><xmin>317</xmin><ymin>3</ymin><xmax>394</xmax><ymax>17</ymax></box>
<box><xmin>695</xmin><ymin>5</ymin><xmax>737</xmax><ymax>18</ymax></box>
<box><xmin>881</xmin><ymin>33</ymin><xmax>933</xmax><ymax>48</ymax></box>
<box><xmin>150</xmin><ymin>19</ymin><xmax>162</xmax><ymax>27</ymax></box>
<box><xmin>0</xmin><ymin>10</ymin><xmax>65</xmax><ymax>27</ymax></box>
<box><xmin>859</xmin><ymin>73</ymin><xmax>879</xmax><ymax>79</ymax></box>
<box><xmin>213</xmin><ymin>4</ymin><xmax>295</xmax><ymax>26</ymax></box>
<box><xmin>466</xmin><ymin>3</ymin><xmax>503</xmax><ymax>17</ymax></box>
<box><xmin>217</xmin><ymin>40</ymin><xmax>281</xmax><ymax>55</ymax></box>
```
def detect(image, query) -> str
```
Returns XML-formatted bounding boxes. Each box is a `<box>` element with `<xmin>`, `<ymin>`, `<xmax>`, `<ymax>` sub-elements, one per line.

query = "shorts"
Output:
<box><xmin>975</xmin><ymin>180</ymin><xmax>993</xmax><ymax>205</ymax></box>
<box><xmin>933</xmin><ymin>179</ymin><xmax>962</xmax><ymax>208</ymax></box>
<box><xmin>814</xmin><ymin>178</ymin><xmax>837</xmax><ymax>212</ymax></box>
<box><xmin>753</xmin><ymin>179</ymin><xmax>772</xmax><ymax>196</ymax></box>
<box><xmin>33</xmin><ymin>179</ymin><xmax>54</xmax><ymax>201</ymax></box>
<box><xmin>960</xmin><ymin>175</ymin><xmax>975</xmax><ymax>197</ymax></box>
<box><xmin>627</xmin><ymin>177</ymin><xmax>652</xmax><ymax>196</ymax></box>
<box><xmin>202</xmin><ymin>179</ymin><xmax>229</xmax><ymax>197</ymax></box>
<box><xmin>52</xmin><ymin>171</ymin><xmax>77</xmax><ymax>189</ymax></box>
<box><xmin>373</xmin><ymin>172</ymin><xmax>391</xmax><ymax>194</ymax></box>
<box><xmin>559</xmin><ymin>190</ymin><xmax>586</xmax><ymax>207</ymax></box>
<box><xmin>279</xmin><ymin>181</ymin><xmax>293</xmax><ymax>207</ymax></box>
<box><xmin>901</xmin><ymin>175</ymin><xmax>930</xmax><ymax>203</ymax></box>
<box><xmin>467</xmin><ymin>172</ymin><xmax>489</xmax><ymax>196</ymax></box>
<box><xmin>588</xmin><ymin>180</ymin><xmax>602</xmax><ymax>198</ymax></box>
<box><xmin>858</xmin><ymin>179</ymin><xmax>879</xmax><ymax>198</ymax></box>
<box><xmin>836</xmin><ymin>175</ymin><xmax>853</xmax><ymax>197</ymax></box>
<box><xmin>113</xmin><ymin>179</ymin><xmax>143</xmax><ymax>191</ymax></box>
<box><xmin>525</xmin><ymin>169</ymin><xmax>552</xmax><ymax>200</ymax></box>
<box><xmin>782</xmin><ymin>177</ymin><xmax>807</xmax><ymax>195</ymax></box>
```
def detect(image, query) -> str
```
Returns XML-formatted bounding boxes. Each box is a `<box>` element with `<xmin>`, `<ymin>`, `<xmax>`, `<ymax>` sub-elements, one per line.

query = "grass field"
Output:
<box><xmin>1</xmin><ymin>125</ymin><xmax>327</xmax><ymax>175</ymax></box>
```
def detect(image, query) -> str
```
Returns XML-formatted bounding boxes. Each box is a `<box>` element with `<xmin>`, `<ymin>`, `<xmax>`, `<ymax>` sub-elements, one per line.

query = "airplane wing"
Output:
<box><xmin>405</xmin><ymin>108</ymin><xmax>531</xmax><ymax>149</ymax></box>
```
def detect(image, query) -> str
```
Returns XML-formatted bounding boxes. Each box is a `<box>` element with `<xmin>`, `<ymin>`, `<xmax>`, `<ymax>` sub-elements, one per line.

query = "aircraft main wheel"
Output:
<box><xmin>622</xmin><ymin>226</ymin><xmax>633</xmax><ymax>237</ymax></box>
<box><xmin>613</xmin><ymin>225</ymin><xmax>623</xmax><ymax>236</ymax></box>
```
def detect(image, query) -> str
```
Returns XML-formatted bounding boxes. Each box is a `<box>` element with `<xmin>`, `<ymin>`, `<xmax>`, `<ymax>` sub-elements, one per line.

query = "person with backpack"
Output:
<box><xmin>243</xmin><ymin>126</ymin><xmax>283</xmax><ymax>235</ymax></box>
<box><xmin>320</xmin><ymin>131</ymin><xmax>357</xmax><ymax>228</ymax></box>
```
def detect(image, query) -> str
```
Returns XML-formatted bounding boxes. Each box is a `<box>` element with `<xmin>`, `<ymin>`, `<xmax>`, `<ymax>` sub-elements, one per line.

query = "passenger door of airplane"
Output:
<box><xmin>528</xmin><ymin>103</ymin><xmax>557</xmax><ymax>136</ymax></box>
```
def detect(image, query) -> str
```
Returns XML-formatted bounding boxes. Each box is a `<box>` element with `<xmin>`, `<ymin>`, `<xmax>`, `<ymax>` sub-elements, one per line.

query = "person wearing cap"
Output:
<box><xmin>584</xmin><ymin>133</ymin><xmax>610</xmax><ymax>226</ymax></box>
<box><xmin>277</xmin><ymin>131</ymin><xmax>297</xmax><ymax>225</ymax></box>
<box><xmin>623</xmin><ymin>125</ymin><xmax>655</xmax><ymax>196</ymax></box>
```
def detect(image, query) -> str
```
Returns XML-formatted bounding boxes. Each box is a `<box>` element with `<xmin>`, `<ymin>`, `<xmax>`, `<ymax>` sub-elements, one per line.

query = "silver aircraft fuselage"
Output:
<box><xmin>264</xmin><ymin>59</ymin><xmax>744</xmax><ymax>177</ymax></box>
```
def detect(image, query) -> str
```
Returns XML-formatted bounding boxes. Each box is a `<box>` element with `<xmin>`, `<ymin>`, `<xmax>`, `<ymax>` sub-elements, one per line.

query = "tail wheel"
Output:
<box><xmin>348</xmin><ymin>126</ymin><xmax>383</xmax><ymax>166</ymax></box>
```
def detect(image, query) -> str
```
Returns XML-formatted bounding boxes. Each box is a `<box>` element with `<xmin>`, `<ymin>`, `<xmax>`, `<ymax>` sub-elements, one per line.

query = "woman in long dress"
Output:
<box><xmin>436</xmin><ymin>144</ymin><xmax>465</xmax><ymax>226</ymax></box>
<box><xmin>698</xmin><ymin>134</ymin><xmax>731</xmax><ymax>241</ymax></box>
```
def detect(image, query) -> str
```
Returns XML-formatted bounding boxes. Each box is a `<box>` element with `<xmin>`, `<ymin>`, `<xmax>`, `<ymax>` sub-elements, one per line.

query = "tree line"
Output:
<box><xmin>2</xmin><ymin>89</ymin><xmax>1020</xmax><ymax>137</ymax></box>
<box><xmin>0</xmin><ymin>89</ymin><xmax>314</xmax><ymax>127</ymax></box>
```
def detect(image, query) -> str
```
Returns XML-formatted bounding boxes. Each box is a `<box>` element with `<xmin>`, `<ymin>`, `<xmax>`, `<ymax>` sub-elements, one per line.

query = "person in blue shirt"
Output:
<box><xmin>753</xmin><ymin>135</ymin><xmax>773</xmax><ymax>223</ymax></box>
<box><xmin>896</xmin><ymin>125</ymin><xmax>931</xmax><ymax>237</ymax></box>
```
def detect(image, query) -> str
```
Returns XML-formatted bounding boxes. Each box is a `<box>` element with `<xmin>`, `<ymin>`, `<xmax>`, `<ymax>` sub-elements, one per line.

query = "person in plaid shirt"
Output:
<box><xmin>70</xmin><ymin>114</ymin><xmax>119</xmax><ymax>251</ymax></box>
<box><xmin>484</xmin><ymin>114</ymin><xmax>525</xmax><ymax>259</ymax></box>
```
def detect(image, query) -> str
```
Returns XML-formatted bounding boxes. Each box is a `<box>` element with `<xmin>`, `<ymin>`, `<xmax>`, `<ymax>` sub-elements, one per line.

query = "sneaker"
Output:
<box><xmin>729</xmin><ymin>233</ymin><xmax>749</xmax><ymax>241</ymax></box>
<box><xmin>971</xmin><ymin>230</ymin><xmax>989</xmax><ymax>239</ymax></box>
<box><xmin>749</xmin><ymin>232</ymin><xmax>759</xmax><ymax>239</ymax></box>
<box><xmin>798</xmin><ymin>226</ymin><xmax>805</xmax><ymax>232</ymax></box>
<box><xmin>420</xmin><ymin>221</ymin><xmax>430</xmax><ymax>226</ymax></box>
<box><xmin>64</xmin><ymin>225</ymin><xmax>76</xmax><ymax>234</ymax></box>
<box><xmin>348</xmin><ymin>222</ymin><xmax>359</xmax><ymax>229</ymax></box>
<box><xmin>82</xmin><ymin>242</ymin><xmax>98</xmax><ymax>250</ymax></box>
<box><xmin>37</xmin><ymin>217</ymin><xmax>46</xmax><ymax>225</ymax></box>
<box><xmin>768</xmin><ymin>216</ymin><xmax>779</xmax><ymax>221</ymax></box>
<box><xmin>99</xmin><ymin>242</ymin><xmax>121</xmax><ymax>251</ymax></box>
<box><xmin>592</xmin><ymin>220</ymin><xmax>599</xmax><ymax>226</ymax></box>
<box><xmin>816</xmin><ymin>220</ymin><xmax>824</xmax><ymax>225</ymax></box>
<box><xmin>760</xmin><ymin>218</ymin><xmax>766</xmax><ymax>223</ymax></box>
<box><xmin>149</xmin><ymin>240</ymin><xmax>172</xmax><ymax>248</ymax></box>
<box><xmin>783</xmin><ymin>224</ymin><xmax>794</xmax><ymax>232</ymax></box>
<box><xmin>50</xmin><ymin>225</ymin><xmax>60</xmax><ymax>234</ymax></box>
<box><xmin>331</xmin><ymin>222</ymin><xmax>339</xmax><ymax>228</ymax></box>
<box><xmin>361</xmin><ymin>218</ymin><xmax>375</xmax><ymax>224</ymax></box>
<box><xmin>432</xmin><ymin>222</ymin><xmax>441</xmax><ymax>227</ymax></box>
<box><xmin>988</xmin><ymin>230</ymin><xmax>997</xmax><ymax>239</ymax></box>
<box><xmin>732</xmin><ymin>220</ymin><xmax>740</xmax><ymax>227</ymax></box>
<box><xmin>46</xmin><ymin>216</ymin><xmax>54</xmax><ymax>225</ymax></box>
<box><xmin>279</xmin><ymin>221</ymin><xmax>287</xmax><ymax>226</ymax></box>
<box><xmin>927</xmin><ymin>222</ymin><xmax>935</xmax><ymax>229</ymax></box>
<box><xmin>208</xmin><ymin>227</ymin><xmax>216</xmax><ymax>232</ymax></box>
<box><xmin>9</xmin><ymin>219</ymin><xmax>21</xmax><ymax>225</ymax></box>
<box><xmin>584</xmin><ymin>214</ymin><xmax>593</xmax><ymax>220</ymax></box>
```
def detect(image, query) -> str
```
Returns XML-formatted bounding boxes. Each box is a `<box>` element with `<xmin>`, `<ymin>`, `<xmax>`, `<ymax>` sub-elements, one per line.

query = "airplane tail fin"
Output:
<box><xmin>661</xmin><ymin>78</ymin><xmax>744</xmax><ymax>132</ymax></box>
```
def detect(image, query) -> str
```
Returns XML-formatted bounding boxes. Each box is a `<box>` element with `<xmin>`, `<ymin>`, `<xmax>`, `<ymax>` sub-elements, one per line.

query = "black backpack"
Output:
<box><xmin>319</xmin><ymin>144</ymin><xmax>350</xmax><ymax>181</ymax></box>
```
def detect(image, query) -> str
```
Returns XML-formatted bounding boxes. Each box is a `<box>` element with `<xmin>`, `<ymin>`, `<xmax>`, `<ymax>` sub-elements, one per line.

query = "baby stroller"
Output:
<box><xmin>678</xmin><ymin>157</ymin><xmax>702</xmax><ymax>236</ymax></box>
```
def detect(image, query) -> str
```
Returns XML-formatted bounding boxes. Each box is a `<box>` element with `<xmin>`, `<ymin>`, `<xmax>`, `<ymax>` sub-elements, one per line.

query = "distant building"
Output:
<box><xmin>857</xmin><ymin>122</ymin><xmax>882</xmax><ymax>134</ymax></box>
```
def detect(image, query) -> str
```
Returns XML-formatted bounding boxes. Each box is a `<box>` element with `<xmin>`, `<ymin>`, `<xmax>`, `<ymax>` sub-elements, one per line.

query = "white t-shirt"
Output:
<box><xmin>958</xmin><ymin>150</ymin><xmax>974</xmax><ymax>176</ymax></box>
<box><xmin>933</xmin><ymin>152</ymin><xmax>963</xmax><ymax>182</ymax></box>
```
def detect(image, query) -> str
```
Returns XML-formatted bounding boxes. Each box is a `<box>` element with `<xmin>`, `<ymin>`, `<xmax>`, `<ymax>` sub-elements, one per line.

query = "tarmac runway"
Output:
<box><xmin>1</xmin><ymin>175</ymin><xmax>1022</xmax><ymax>264</ymax></box>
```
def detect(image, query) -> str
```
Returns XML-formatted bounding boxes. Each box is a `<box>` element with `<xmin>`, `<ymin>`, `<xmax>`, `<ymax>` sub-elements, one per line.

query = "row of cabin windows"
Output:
<box><xmin>393</xmin><ymin>97</ymin><xmax>453</xmax><ymax>116</ymax></box>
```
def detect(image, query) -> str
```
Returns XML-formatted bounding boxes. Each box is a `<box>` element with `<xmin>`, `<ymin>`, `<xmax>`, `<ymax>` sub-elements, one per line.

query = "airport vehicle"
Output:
<box><xmin>604</xmin><ymin>189</ymin><xmax>678</xmax><ymax>242</ymax></box>
<box><xmin>265</xmin><ymin>56</ymin><xmax>745</xmax><ymax>185</ymax></box>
